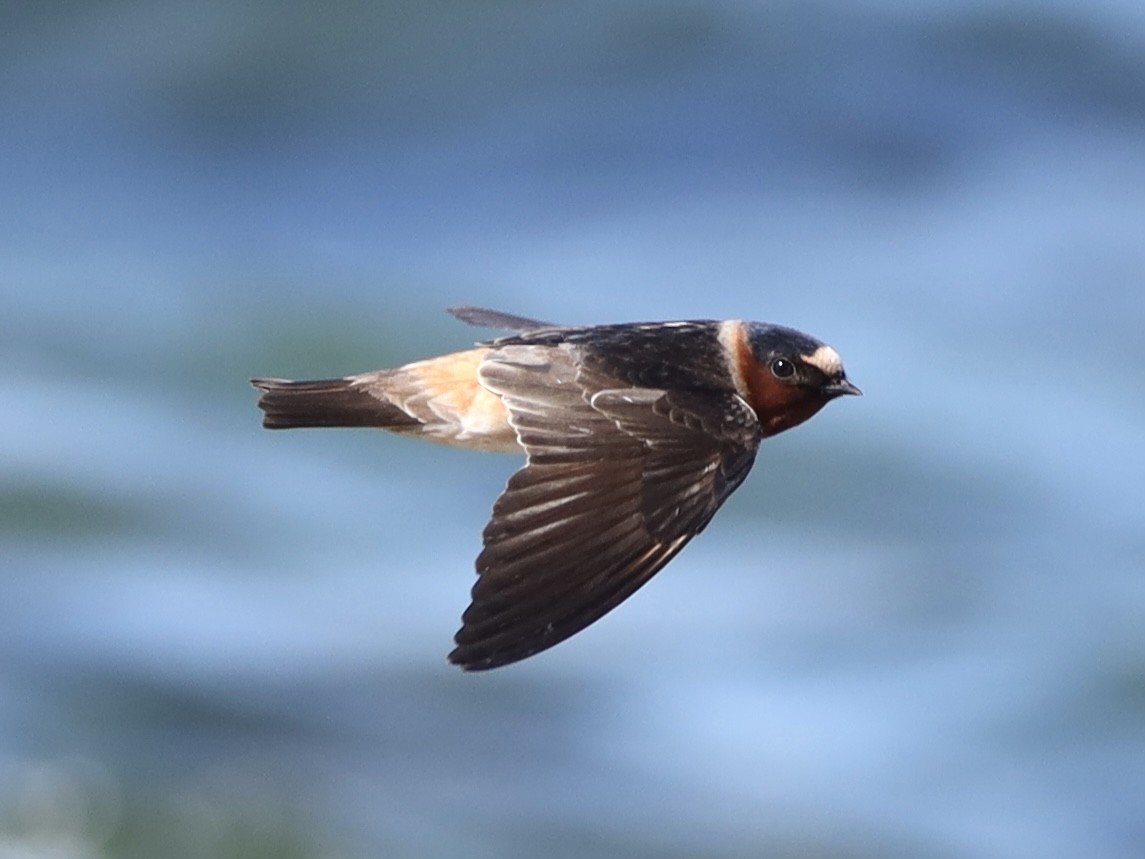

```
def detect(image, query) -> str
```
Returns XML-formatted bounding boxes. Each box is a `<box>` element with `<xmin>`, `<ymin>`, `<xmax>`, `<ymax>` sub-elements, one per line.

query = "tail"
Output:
<box><xmin>251</xmin><ymin>377</ymin><xmax>420</xmax><ymax>430</ymax></box>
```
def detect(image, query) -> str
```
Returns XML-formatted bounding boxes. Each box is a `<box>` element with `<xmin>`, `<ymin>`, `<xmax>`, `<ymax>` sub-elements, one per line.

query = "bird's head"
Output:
<box><xmin>741</xmin><ymin>323</ymin><xmax>860</xmax><ymax>437</ymax></box>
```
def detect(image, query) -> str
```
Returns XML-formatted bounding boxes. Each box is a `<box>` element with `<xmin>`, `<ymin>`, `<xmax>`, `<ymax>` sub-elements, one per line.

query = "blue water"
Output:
<box><xmin>2</xmin><ymin>1</ymin><xmax>1144</xmax><ymax>857</ymax></box>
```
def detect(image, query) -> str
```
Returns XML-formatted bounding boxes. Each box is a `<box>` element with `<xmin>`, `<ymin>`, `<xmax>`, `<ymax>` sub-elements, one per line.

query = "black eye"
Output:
<box><xmin>769</xmin><ymin>357</ymin><xmax>796</xmax><ymax>379</ymax></box>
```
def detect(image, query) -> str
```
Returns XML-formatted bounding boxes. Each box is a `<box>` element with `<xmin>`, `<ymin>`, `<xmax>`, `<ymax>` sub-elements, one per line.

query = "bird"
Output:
<box><xmin>252</xmin><ymin>306</ymin><xmax>860</xmax><ymax>671</ymax></box>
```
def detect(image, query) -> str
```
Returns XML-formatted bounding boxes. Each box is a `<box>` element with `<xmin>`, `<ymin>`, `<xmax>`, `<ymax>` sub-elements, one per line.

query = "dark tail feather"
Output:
<box><xmin>251</xmin><ymin>377</ymin><xmax>419</xmax><ymax>430</ymax></box>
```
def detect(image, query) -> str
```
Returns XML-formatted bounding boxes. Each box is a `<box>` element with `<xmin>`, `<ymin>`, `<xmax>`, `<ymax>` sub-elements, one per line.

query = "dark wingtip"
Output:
<box><xmin>447</xmin><ymin>647</ymin><xmax>487</xmax><ymax>672</ymax></box>
<box><xmin>251</xmin><ymin>377</ymin><xmax>287</xmax><ymax>392</ymax></box>
<box><xmin>447</xmin><ymin>642</ymin><xmax>527</xmax><ymax>672</ymax></box>
<box><xmin>447</xmin><ymin>306</ymin><xmax>554</xmax><ymax>332</ymax></box>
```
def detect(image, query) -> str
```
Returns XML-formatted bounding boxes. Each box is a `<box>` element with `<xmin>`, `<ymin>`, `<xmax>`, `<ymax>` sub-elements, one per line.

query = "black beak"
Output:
<box><xmin>823</xmin><ymin>378</ymin><xmax>862</xmax><ymax>398</ymax></box>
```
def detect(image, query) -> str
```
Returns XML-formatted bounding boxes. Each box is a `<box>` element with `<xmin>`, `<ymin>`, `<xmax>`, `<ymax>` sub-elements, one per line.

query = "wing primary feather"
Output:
<box><xmin>448</xmin><ymin>306</ymin><xmax>555</xmax><ymax>332</ymax></box>
<box><xmin>460</xmin><ymin>529</ymin><xmax>652</xmax><ymax>639</ymax></box>
<box><xmin>456</xmin><ymin>531</ymin><xmax>655</xmax><ymax>656</ymax></box>
<box><xmin>475</xmin><ymin>508</ymin><xmax>642</xmax><ymax>582</ymax></box>
<box><xmin>450</xmin><ymin>535</ymin><xmax>692</xmax><ymax>670</ymax></box>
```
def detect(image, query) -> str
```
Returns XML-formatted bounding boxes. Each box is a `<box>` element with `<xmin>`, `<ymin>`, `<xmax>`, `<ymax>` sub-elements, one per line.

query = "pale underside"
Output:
<box><xmin>355</xmin><ymin>348</ymin><xmax>520</xmax><ymax>452</ymax></box>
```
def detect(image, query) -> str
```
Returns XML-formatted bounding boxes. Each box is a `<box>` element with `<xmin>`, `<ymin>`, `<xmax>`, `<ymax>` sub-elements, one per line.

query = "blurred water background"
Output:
<box><xmin>2</xmin><ymin>1</ymin><xmax>1144</xmax><ymax>857</ymax></box>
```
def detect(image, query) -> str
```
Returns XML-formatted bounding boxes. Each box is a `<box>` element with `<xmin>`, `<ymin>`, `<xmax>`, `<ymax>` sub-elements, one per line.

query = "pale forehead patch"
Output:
<box><xmin>802</xmin><ymin>344</ymin><xmax>844</xmax><ymax>376</ymax></box>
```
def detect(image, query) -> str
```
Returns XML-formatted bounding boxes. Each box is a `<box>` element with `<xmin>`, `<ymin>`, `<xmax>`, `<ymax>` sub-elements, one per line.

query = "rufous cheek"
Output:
<box><xmin>743</xmin><ymin>363</ymin><xmax>825</xmax><ymax>437</ymax></box>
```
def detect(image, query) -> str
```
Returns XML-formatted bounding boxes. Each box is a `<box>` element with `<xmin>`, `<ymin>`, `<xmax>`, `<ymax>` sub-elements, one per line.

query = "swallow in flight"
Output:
<box><xmin>252</xmin><ymin>307</ymin><xmax>859</xmax><ymax>670</ymax></box>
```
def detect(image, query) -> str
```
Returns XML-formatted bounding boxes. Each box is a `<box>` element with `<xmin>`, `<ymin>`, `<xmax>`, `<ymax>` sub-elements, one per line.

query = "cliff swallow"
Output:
<box><xmin>253</xmin><ymin>307</ymin><xmax>859</xmax><ymax>670</ymax></box>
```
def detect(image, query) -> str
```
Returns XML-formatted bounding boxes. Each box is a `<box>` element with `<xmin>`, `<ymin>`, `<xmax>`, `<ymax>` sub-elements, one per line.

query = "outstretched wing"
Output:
<box><xmin>449</xmin><ymin>344</ymin><xmax>760</xmax><ymax>670</ymax></box>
